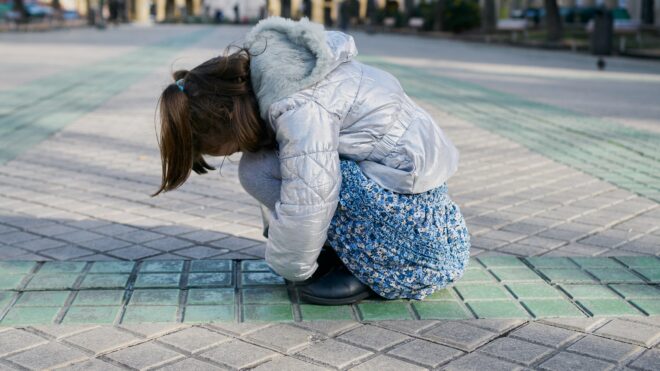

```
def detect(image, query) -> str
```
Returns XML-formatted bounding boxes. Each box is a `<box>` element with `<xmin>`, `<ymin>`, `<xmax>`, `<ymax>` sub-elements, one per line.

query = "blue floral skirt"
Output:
<box><xmin>326</xmin><ymin>160</ymin><xmax>470</xmax><ymax>300</ymax></box>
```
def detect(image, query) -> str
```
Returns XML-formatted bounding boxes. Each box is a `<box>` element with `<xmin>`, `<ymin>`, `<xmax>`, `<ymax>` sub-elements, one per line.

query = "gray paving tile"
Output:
<box><xmin>594</xmin><ymin>319</ymin><xmax>660</xmax><ymax>347</ymax></box>
<box><xmin>247</xmin><ymin>324</ymin><xmax>318</xmax><ymax>354</ymax></box>
<box><xmin>628</xmin><ymin>348</ymin><xmax>660</xmax><ymax>371</ymax></box>
<box><xmin>294</xmin><ymin>321</ymin><xmax>362</xmax><ymax>337</ymax></box>
<box><xmin>387</xmin><ymin>339</ymin><xmax>463</xmax><ymax>368</ymax></box>
<box><xmin>198</xmin><ymin>340</ymin><xmax>278</xmax><ymax>369</ymax></box>
<box><xmin>297</xmin><ymin>339</ymin><xmax>373</xmax><ymax>369</ymax></box>
<box><xmin>567</xmin><ymin>335</ymin><xmax>642</xmax><ymax>363</ymax></box>
<box><xmin>538</xmin><ymin>351</ymin><xmax>615</xmax><ymax>371</ymax></box>
<box><xmin>444</xmin><ymin>353</ymin><xmax>523</xmax><ymax>371</ymax></box>
<box><xmin>252</xmin><ymin>356</ymin><xmax>330</xmax><ymax>371</ymax></box>
<box><xmin>0</xmin><ymin>328</ymin><xmax>48</xmax><ymax>357</ymax></box>
<box><xmin>479</xmin><ymin>337</ymin><xmax>554</xmax><ymax>365</ymax></box>
<box><xmin>157</xmin><ymin>357</ymin><xmax>228</xmax><ymax>370</ymax></box>
<box><xmin>421</xmin><ymin>322</ymin><xmax>497</xmax><ymax>351</ymax></box>
<box><xmin>63</xmin><ymin>327</ymin><xmax>142</xmax><ymax>354</ymax></box>
<box><xmin>338</xmin><ymin>325</ymin><xmax>410</xmax><ymax>351</ymax></box>
<box><xmin>539</xmin><ymin>318</ymin><xmax>609</xmax><ymax>332</ymax></box>
<box><xmin>157</xmin><ymin>327</ymin><xmax>230</xmax><ymax>354</ymax></box>
<box><xmin>105</xmin><ymin>341</ymin><xmax>184</xmax><ymax>370</ymax></box>
<box><xmin>6</xmin><ymin>342</ymin><xmax>89</xmax><ymax>370</ymax></box>
<box><xmin>510</xmin><ymin>322</ymin><xmax>582</xmax><ymax>348</ymax></box>
<box><xmin>349</xmin><ymin>355</ymin><xmax>426</xmax><ymax>371</ymax></box>
<box><xmin>56</xmin><ymin>358</ymin><xmax>126</xmax><ymax>371</ymax></box>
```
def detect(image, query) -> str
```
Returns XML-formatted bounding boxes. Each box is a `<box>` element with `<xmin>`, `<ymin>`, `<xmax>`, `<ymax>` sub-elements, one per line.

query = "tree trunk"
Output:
<box><xmin>433</xmin><ymin>0</ymin><xmax>444</xmax><ymax>31</ymax></box>
<box><xmin>483</xmin><ymin>0</ymin><xmax>497</xmax><ymax>33</ymax></box>
<box><xmin>544</xmin><ymin>0</ymin><xmax>563</xmax><ymax>42</ymax></box>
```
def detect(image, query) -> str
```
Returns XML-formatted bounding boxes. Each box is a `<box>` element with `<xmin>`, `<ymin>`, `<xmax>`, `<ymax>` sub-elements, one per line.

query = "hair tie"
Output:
<box><xmin>175</xmin><ymin>79</ymin><xmax>185</xmax><ymax>92</ymax></box>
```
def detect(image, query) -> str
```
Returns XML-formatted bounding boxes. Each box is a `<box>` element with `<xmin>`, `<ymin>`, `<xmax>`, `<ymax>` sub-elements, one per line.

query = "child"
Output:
<box><xmin>154</xmin><ymin>17</ymin><xmax>470</xmax><ymax>305</ymax></box>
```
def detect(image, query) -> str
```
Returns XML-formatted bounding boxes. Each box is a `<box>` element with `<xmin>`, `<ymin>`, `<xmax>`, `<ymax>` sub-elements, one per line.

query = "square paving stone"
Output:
<box><xmin>490</xmin><ymin>267</ymin><xmax>544</xmax><ymax>282</ymax></box>
<box><xmin>539</xmin><ymin>351</ymin><xmax>614</xmax><ymax>371</ymax></box>
<box><xmin>300</xmin><ymin>304</ymin><xmax>355</xmax><ymax>320</ymax></box>
<box><xmin>587</xmin><ymin>268</ymin><xmax>645</xmax><ymax>283</ymax></box>
<box><xmin>88</xmin><ymin>261</ymin><xmax>135</xmax><ymax>273</ymax></box>
<box><xmin>595</xmin><ymin>319</ymin><xmax>660</xmax><ymax>347</ymax></box>
<box><xmin>1</xmin><ymin>306</ymin><xmax>60</xmax><ymax>325</ymax></box>
<box><xmin>577</xmin><ymin>299</ymin><xmax>643</xmax><ymax>316</ymax></box>
<box><xmin>351</xmin><ymin>355</ymin><xmax>425</xmax><ymax>371</ymax></box>
<box><xmin>387</xmin><ymin>339</ymin><xmax>464</xmax><ymax>368</ymax></box>
<box><xmin>187</xmin><ymin>272</ymin><xmax>232</xmax><ymax>287</ymax></box>
<box><xmin>184</xmin><ymin>305</ymin><xmax>235</xmax><ymax>323</ymax></box>
<box><xmin>615</xmin><ymin>256</ymin><xmax>660</xmax><ymax>268</ymax></box>
<box><xmin>134</xmin><ymin>273</ymin><xmax>181</xmax><ymax>288</ymax></box>
<box><xmin>241</xmin><ymin>272</ymin><xmax>284</xmax><ymax>286</ymax></box>
<box><xmin>455</xmin><ymin>284</ymin><xmax>511</xmax><ymax>300</ymax></box>
<box><xmin>560</xmin><ymin>284</ymin><xmax>619</xmax><ymax>299</ymax></box>
<box><xmin>631</xmin><ymin>299</ymin><xmax>660</xmax><ymax>315</ymax></box>
<box><xmin>422</xmin><ymin>321</ymin><xmax>497</xmax><ymax>352</ymax></box>
<box><xmin>187</xmin><ymin>288</ymin><xmax>235</xmax><ymax>305</ymax></box>
<box><xmin>358</xmin><ymin>302</ymin><xmax>413</xmax><ymax>320</ymax></box>
<box><xmin>199</xmin><ymin>340</ymin><xmax>277</xmax><ymax>369</ymax></box>
<box><xmin>413</xmin><ymin>301</ymin><xmax>473</xmax><ymax>320</ymax></box>
<box><xmin>191</xmin><ymin>260</ymin><xmax>232</xmax><ymax>272</ymax></box>
<box><xmin>79</xmin><ymin>274</ymin><xmax>130</xmax><ymax>289</ymax></box>
<box><xmin>297</xmin><ymin>339</ymin><xmax>373</xmax><ymax>369</ymax></box>
<box><xmin>62</xmin><ymin>306</ymin><xmax>120</xmax><ymax>324</ymax></box>
<box><xmin>15</xmin><ymin>291</ymin><xmax>70</xmax><ymax>307</ymax></box>
<box><xmin>241</xmin><ymin>260</ymin><xmax>271</xmax><ymax>272</ymax></box>
<box><xmin>39</xmin><ymin>261</ymin><xmax>86</xmax><ymax>273</ymax></box>
<box><xmin>479</xmin><ymin>337</ymin><xmax>554</xmax><ymax>366</ymax></box>
<box><xmin>466</xmin><ymin>300</ymin><xmax>530</xmax><ymax>319</ymax></box>
<box><xmin>6</xmin><ymin>342</ymin><xmax>89</xmax><ymax>370</ymax></box>
<box><xmin>105</xmin><ymin>341</ymin><xmax>184</xmax><ymax>370</ymax></box>
<box><xmin>526</xmin><ymin>257</ymin><xmax>578</xmax><ymax>268</ymax></box>
<box><xmin>252</xmin><ymin>357</ymin><xmax>329</xmax><ymax>371</ymax></box>
<box><xmin>461</xmin><ymin>268</ymin><xmax>495</xmax><ymax>283</ymax></box>
<box><xmin>0</xmin><ymin>274</ymin><xmax>26</xmax><ymax>290</ymax></box>
<box><xmin>248</xmin><ymin>323</ymin><xmax>317</xmax><ymax>354</ymax></box>
<box><xmin>25</xmin><ymin>273</ymin><xmax>79</xmax><ymax>290</ymax></box>
<box><xmin>121</xmin><ymin>305</ymin><xmax>178</xmax><ymax>323</ymax></box>
<box><xmin>570</xmin><ymin>257</ymin><xmax>622</xmax><ymax>269</ymax></box>
<box><xmin>629</xmin><ymin>349</ymin><xmax>660</xmax><ymax>370</ymax></box>
<box><xmin>0</xmin><ymin>291</ymin><xmax>14</xmax><ymax>310</ymax></box>
<box><xmin>521</xmin><ymin>299</ymin><xmax>586</xmax><ymax>318</ymax></box>
<box><xmin>505</xmin><ymin>283</ymin><xmax>563</xmax><ymax>299</ymax></box>
<box><xmin>140</xmin><ymin>260</ymin><xmax>184</xmax><ymax>273</ymax></box>
<box><xmin>477</xmin><ymin>256</ymin><xmax>527</xmax><ymax>268</ymax></box>
<box><xmin>0</xmin><ymin>328</ymin><xmax>49</xmax><ymax>357</ymax></box>
<box><xmin>633</xmin><ymin>268</ymin><xmax>660</xmax><ymax>283</ymax></box>
<box><xmin>609</xmin><ymin>284</ymin><xmax>660</xmax><ymax>299</ymax></box>
<box><xmin>510</xmin><ymin>322</ymin><xmax>581</xmax><ymax>348</ymax></box>
<box><xmin>445</xmin><ymin>352</ymin><xmax>521</xmax><ymax>371</ymax></box>
<box><xmin>567</xmin><ymin>335</ymin><xmax>641</xmax><ymax>362</ymax></box>
<box><xmin>425</xmin><ymin>288</ymin><xmax>456</xmax><ymax>301</ymax></box>
<box><xmin>129</xmin><ymin>289</ymin><xmax>180</xmax><ymax>306</ymax></box>
<box><xmin>243</xmin><ymin>287</ymin><xmax>290</xmax><ymax>304</ymax></box>
<box><xmin>0</xmin><ymin>261</ymin><xmax>36</xmax><ymax>274</ymax></box>
<box><xmin>158</xmin><ymin>327</ymin><xmax>230</xmax><ymax>353</ymax></box>
<box><xmin>73</xmin><ymin>290</ymin><xmax>125</xmax><ymax>306</ymax></box>
<box><xmin>243</xmin><ymin>304</ymin><xmax>293</xmax><ymax>322</ymax></box>
<box><xmin>63</xmin><ymin>327</ymin><xmax>142</xmax><ymax>354</ymax></box>
<box><xmin>538</xmin><ymin>268</ymin><xmax>597</xmax><ymax>283</ymax></box>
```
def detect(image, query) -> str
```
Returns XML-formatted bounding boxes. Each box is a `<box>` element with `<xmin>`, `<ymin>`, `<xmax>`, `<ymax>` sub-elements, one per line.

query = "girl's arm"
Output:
<box><xmin>264</xmin><ymin>99</ymin><xmax>341</xmax><ymax>281</ymax></box>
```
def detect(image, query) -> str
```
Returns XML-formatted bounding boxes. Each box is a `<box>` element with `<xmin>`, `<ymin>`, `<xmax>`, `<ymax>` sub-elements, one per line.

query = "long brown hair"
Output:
<box><xmin>153</xmin><ymin>48</ymin><xmax>274</xmax><ymax>196</ymax></box>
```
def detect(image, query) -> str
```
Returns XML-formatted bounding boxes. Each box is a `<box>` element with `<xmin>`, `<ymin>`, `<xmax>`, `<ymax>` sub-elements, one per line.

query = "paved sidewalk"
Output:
<box><xmin>1</xmin><ymin>25</ymin><xmax>659</xmax><ymax>370</ymax></box>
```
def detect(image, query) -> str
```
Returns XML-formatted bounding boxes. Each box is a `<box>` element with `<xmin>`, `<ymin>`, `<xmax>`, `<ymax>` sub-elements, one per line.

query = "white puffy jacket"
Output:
<box><xmin>245</xmin><ymin>17</ymin><xmax>459</xmax><ymax>281</ymax></box>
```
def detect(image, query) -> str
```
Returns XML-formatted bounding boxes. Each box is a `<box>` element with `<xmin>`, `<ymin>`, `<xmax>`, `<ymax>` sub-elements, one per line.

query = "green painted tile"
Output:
<box><xmin>577</xmin><ymin>299</ymin><xmax>643</xmax><ymax>317</ymax></box>
<box><xmin>79</xmin><ymin>274</ymin><xmax>130</xmax><ymax>289</ymax></box>
<box><xmin>243</xmin><ymin>304</ymin><xmax>293</xmax><ymax>322</ymax></box>
<box><xmin>477</xmin><ymin>256</ymin><xmax>527</xmax><ymax>268</ymax></box>
<box><xmin>454</xmin><ymin>284</ymin><xmax>511</xmax><ymax>300</ymax></box>
<box><xmin>526</xmin><ymin>257</ymin><xmax>578</xmax><ymax>269</ymax></box>
<box><xmin>191</xmin><ymin>260</ymin><xmax>232</xmax><ymax>272</ymax></box>
<box><xmin>538</xmin><ymin>268</ymin><xmax>597</xmax><ymax>283</ymax></box>
<box><xmin>25</xmin><ymin>273</ymin><xmax>79</xmax><ymax>290</ymax></box>
<box><xmin>241</xmin><ymin>260</ymin><xmax>271</xmax><ymax>272</ymax></box>
<box><xmin>631</xmin><ymin>299</ymin><xmax>660</xmax><ymax>315</ymax></box>
<box><xmin>187</xmin><ymin>273</ymin><xmax>231</xmax><ymax>287</ymax></box>
<box><xmin>587</xmin><ymin>268</ymin><xmax>645</xmax><ymax>283</ymax></box>
<box><xmin>122</xmin><ymin>305</ymin><xmax>179</xmax><ymax>323</ymax></box>
<box><xmin>39</xmin><ymin>261</ymin><xmax>86</xmax><ymax>273</ymax></box>
<box><xmin>140</xmin><ymin>261</ymin><xmax>184</xmax><ymax>273</ymax></box>
<box><xmin>243</xmin><ymin>287</ymin><xmax>290</xmax><ymax>304</ymax></box>
<box><xmin>609</xmin><ymin>284</ymin><xmax>660</xmax><ymax>299</ymax></box>
<box><xmin>15</xmin><ymin>291</ymin><xmax>70</xmax><ymax>307</ymax></box>
<box><xmin>300</xmin><ymin>304</ymin><xmax>355</xmax><ymax>320</ymax></box>
<box><xmin>62</xmin><ymin>306</ymin><xmax>120</xmax><ymax>324</ymax></box>
<box><xmin>505</xmin><ymin>283</ymin><xmax>563</xmax><ymax>299</ymax></box>
<box><xmin>490</xmin><ymin>267</ymin><xmax>544</xmax><ymax>282</ymax></box>
<box><xmin>89</xmin><ymin>261</ymin><xmax>135</xmax><ymax>273</ymax></box>
<box><xmin>426</xmin><ymin>289</ymin><xmax>456</xmax><ymax>301</ymax></box>
<box><xmin>73</xmin><ymin>290</ymin><xmax>125</xmax><ymax>306</ymax></box>
<box><xmin>129</xmin><ymin>289</ymin><xmax>180</xmax><ymax>306</ymax></box>
<box><xmin>466</xmin><ymin>300</ymin><xmax>530</xmax><ymax>319</ymax></box>
<box><xmin>560</xmin><ymin>284</ymin><xmax>619</xmax><ymax>299</ymax></box>
<box><xmin>0</xmin><ymin>261</ymin><xmax>36</xmax><ymax>274</ymax></box>
<box><xmin>0</xmin><ymin>291</ymin><xmax>14</xmax><ymax>311</ymax></box>
<box><xmin>134</xmin><ymin>273</ymin><xmax>181</xmax><ymax>288</ymax></box>
<box><xmin>0</xmin><ymin>274</ymin><xmax>25</xmax><ymax>290</ymax></box>
<box><xmin>1</xmin><ymin>307</ymin><xmax>60</xmax><ymax>325</ymax></box>
<box><xmin>633</xmin><ymin>268</ymin><xmax>660</xmax><ymax>283</ymax></box>
<box><xmin>413</xmin><ymin>301</ymin><xmax>472</xmax><ymax>320</ymax></box>
<box><xmin>187</xmin><ymin>288</ymin><xmax>235</xmax><ymax>305</ymax></box>
<box><xmin>460</xmin><ymin>268</ymin><xmax>495</xmax><ymax>283</ymax></box>
<box><xmin>615</xmin><ymin>257</ymin><xmax>660</xmax><ymax>268</ymax></box>
<box><xmin>521</xmin><ymin>299</ymin><xmax>586</xmax><ymax>318</ymax></box>
<box><xmin>570</xmin><ymin>257</ymin><xmax>622</xmax><ymax>269</ymax></box>
<box><xmin>184</xmin><ymin>305</ymin><xmax>235</xmax><ymax>323</ymax></box>
<box><xmin>241</xmin><ymin>272</ymin><xmax>285</xmax><ymax>286</ymax></box>
<box><xmin>358</xmin><ymin>302</ymin><xmax>413</xmax><ymax>321</ymax></box>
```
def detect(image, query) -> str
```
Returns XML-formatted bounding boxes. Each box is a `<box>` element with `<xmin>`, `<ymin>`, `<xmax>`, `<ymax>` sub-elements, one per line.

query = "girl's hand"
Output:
<box><xmin>192</xmin><ymin>157</ymin><xmax>216</xmax><ymax>175</ymax></box>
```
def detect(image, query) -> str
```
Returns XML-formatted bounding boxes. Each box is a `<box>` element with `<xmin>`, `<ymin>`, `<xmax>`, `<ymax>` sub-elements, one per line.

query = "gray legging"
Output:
<box><xmin>238</xmin><ymin>150</ymin><xmax>282</xmax><ymax>234</ymax></box>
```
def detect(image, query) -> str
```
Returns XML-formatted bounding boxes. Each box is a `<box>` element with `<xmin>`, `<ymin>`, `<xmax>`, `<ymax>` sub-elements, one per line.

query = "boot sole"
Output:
<box><xmin>299</xmin><ymin>289</ymin><xmax>372</xmax><ymax>306</ymax></box>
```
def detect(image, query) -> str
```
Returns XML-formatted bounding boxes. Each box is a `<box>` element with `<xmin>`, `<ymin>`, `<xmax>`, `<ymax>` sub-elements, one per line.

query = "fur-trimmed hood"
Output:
<box><xmin>245</xmin><ymin>17</ymin><xmax>358</xmax><ymax>118</ymax></box>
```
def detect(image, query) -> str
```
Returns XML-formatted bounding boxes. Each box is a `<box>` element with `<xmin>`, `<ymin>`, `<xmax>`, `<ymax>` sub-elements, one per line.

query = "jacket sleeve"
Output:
<box><xmin>265</xmin><ymin>99</ymin><xmax>341</xmax><ymax>281</ymax></box>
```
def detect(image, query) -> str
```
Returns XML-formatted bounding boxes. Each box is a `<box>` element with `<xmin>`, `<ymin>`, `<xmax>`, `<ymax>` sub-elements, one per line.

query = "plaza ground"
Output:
<box><xmin>0</xmin><ymin>24</ymin><xmax>658</xmax><ymax>370</ymax></box>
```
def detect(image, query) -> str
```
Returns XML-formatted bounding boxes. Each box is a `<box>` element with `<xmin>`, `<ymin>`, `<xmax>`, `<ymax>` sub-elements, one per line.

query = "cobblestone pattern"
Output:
<box><xmin>0</xmin><ymin>318</ymin><xmax>659</xmax><ymax>370</ymax></box>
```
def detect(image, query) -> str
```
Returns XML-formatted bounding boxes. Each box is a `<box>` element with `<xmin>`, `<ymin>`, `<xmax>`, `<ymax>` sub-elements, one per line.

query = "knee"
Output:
<box><xmin>238</xmin><ymin>149</ymin><xmax>279</xmax><ymax>194</ymax></box>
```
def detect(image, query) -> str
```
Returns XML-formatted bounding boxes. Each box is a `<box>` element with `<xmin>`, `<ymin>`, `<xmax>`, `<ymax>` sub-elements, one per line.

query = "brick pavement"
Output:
<box><xmin>1</xmin><ymin>25</ymin><xmax>659</xmax><ymax>370</ymax></box>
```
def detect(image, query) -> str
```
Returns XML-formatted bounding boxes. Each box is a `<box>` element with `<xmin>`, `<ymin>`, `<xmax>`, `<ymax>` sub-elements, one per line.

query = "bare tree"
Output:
<box><xmin>544</xmin><ymin>0</ymin><xmax>563</xmax><ymax>42</ymax></box>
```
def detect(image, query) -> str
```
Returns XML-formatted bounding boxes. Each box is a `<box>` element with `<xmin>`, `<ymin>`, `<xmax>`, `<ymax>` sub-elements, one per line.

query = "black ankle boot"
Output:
<box><xmin>289</xmin><ymin>244</ymin><xmax>343</xmax><ymax>286</ymax></box>
<box><xmin>299</xmin><ymin>265</ymin><xmax>373</xmax><ymax>305</ymax></box>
